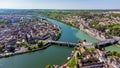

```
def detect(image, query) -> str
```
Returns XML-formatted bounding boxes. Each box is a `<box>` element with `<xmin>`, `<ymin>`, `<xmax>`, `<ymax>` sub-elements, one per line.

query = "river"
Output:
<box><xmin>0</xmin><ymin>18</ymin><xmax>112</xmax><ymax>68</ymax></box>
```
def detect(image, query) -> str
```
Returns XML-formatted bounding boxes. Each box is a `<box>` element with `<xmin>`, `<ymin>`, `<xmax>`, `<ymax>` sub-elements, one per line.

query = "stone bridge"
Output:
<box><xmin>96</xmin><ymin>39</ymin><xmax>118</xmax><ymax>48</ymax></box>
<box><xmin>41</xmin><ymin>40</ymin><xmax>79</xmax><ymax>47</ymax></box>
<box><xmin>40</xmin><ymin>39</ymin><xmax>118</xmax><ymax>48</ymax></box>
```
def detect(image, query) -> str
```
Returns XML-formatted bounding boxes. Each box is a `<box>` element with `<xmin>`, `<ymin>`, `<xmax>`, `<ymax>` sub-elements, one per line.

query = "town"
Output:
<box><xmin>0</xmin><ymin>0</ymin><xmax>120</xmax><ymax>68</ymax></box>
<box><xmin>0</xmin><ymin>10</ymin><xmax>120</xmax><ymax>68</ymax></box>
<box><xmin>0</xmin><ymin>15</ymin><xmax>61</xmax><ymax>57</ymax></box>
<box><xmin>48</xmin><ymin>11</ymin><xmax>120</xmax><ymax>41</ymax></box>
<box><xmin>47</xmin><ymin>11</ymin><xmax>120</xmax><ymax>68</ymax></box>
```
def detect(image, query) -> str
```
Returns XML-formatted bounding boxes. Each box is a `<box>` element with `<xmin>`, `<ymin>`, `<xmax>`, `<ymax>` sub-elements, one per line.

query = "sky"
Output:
<box><xmin>0</xmin><ymin>0</ymin><xmax>119</xmax><ymax>9</ymax></box>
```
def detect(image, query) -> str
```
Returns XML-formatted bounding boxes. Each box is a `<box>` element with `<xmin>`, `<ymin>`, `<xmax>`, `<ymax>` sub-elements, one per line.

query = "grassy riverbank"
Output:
<box><xmin>67</xmin><ymin>57</ymin><xmax>77</xmax><ymax>68</ymax></box>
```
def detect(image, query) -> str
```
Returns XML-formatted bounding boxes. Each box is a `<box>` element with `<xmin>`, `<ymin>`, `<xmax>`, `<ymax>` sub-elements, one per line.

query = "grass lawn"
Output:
<box><xmin>112</xmin><ymin>24</ymin><xmax>120</xmax><ymax>28</ymax></box>
<box><xmin>67</xmin><ymin>57</ymin><xmax>77</xmax><ymax>68</ymax></box>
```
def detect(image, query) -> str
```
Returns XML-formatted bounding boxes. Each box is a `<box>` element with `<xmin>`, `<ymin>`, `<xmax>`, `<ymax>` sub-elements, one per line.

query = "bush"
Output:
<box><xmin>45</xmin><ymin>65</ymin><xmax>53</xmax><ymax>68</ymax></box>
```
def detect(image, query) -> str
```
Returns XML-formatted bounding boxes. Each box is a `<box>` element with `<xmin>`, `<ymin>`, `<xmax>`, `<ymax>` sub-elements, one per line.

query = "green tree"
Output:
<box><xmin>94</xmin><ymin>44</ymin><xmax>98</xmax><ymax>49</ymax></box>
<box><xmin>117</xmin><ymin>53</ymin><xmax>120</xmax><ymax>57</ymax></box>
<box><xmin>45</xmin><ymin>65</ymin><xmax>53</xmax><ymax>68</ymax></box>
<box><xmin>76</xmin><ymin>63</ymin><xmax>80</xmax><ymax>68</ymax></box>
<box><xmin>77</xmin><ymin>40</ymin><xmax>81</xmax><ymax>43</ymax></box>
<box><xmin>37</xmin><ymin>41</ymin><xmax>43</xmax><ymax>48</ymax></box>
<box><xmin>83</xmin><ymin>40</ymin><xmax>86</xmax><ymax>42</ymax></box>
<box><xmin>77</xmin><ymin>53</ymin><xmax>80</xmax><ymax>58</ymax></box>
<box><xmin>111</xmin><ymin>51</ymin><xmax>117</xmax><ymax>56</ymax></box>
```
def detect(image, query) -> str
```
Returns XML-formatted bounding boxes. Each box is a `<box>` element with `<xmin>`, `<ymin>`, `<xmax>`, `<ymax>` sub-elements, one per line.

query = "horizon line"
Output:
<box><xmin>0</xmin><ymin>8</ymin><xmax>120</xmax><ymax>10</ymax></box>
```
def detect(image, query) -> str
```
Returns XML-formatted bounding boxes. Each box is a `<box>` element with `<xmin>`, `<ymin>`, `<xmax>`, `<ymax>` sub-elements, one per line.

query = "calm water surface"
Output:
<box><xmin>0</xmin><ymin>18</ymin><xmax>118</xmax><ymax>68</ymax></box>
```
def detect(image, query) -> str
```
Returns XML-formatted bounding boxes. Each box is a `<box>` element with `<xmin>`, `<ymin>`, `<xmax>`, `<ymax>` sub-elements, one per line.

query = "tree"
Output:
<box><xmin>76</xmin><ymin>63</ymin><xmax>80</xmax><ymax>68</ymax></box>
<box><xmin>111</xmin><ymin>51</ymin><xmax>117</xmax><ymax>56</ymax></box>
<box><xmin>37</xmin><ymin>41</ymin><xmax>43</xmax><ymax>48</ymax></box>
<box><xmin>36</xmin><ymin>40</ymin><xmax>39</xmax><ymax>44</ymax></box>
<box><xmin>10</xmin><ymin>46</ymin><xmax>15</xmax><ymax>52</ymax></box>
<box><xmin>77</xmin><ymin>53</ymin><xmax>80</xmax><ymax>58</ymax></box>
<box><xmin>74</xmin><ymin>47</ymin><xmax>78</xmax><ymax>50</ymax></box>
<box><xmin>94</xmin><ymin>44</ymin><xmax>98</xmax><ymax>49</ymax></box>
<box><xmin>83</xmin><ymin>40</ymin><xmax>86</xmax><ymax>42</ymax></box>
<box><xmin>45</xmin><ymin>65</ymin><xmax>53</xmax><ymax>68</ymax></box>
<box><xmin>117</xmin><ymin>53</ymin><xmax>120</xmax><ymax>57</ymax></box>
<box><xmin>77</xmin><ymin>40</ymin><xmax>81</xmax><ymax>43</ymax></box>
<box><xmin>28</xmin><ymin>46</ymin><xmax>32</xmax><ymax>50</ymax></box>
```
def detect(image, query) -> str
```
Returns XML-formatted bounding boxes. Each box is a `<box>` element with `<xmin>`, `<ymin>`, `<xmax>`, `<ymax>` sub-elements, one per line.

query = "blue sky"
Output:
<box><xmin>0</xmin><ymin>0</ymin><xmax>119</xmax><ymax>9</ymax></box>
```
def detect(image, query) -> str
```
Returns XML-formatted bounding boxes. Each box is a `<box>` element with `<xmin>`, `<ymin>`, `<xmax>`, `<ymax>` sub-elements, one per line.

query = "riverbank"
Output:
<box><xmin>80</xmin><ymin>28</ymin><xmax>106</xmax><ymax>41</ymax></box>
<box><xmin>54</xmin><ymin>27</ymin><xmax>62</xmax><ymax>41</ymax></box>
<box><xmin>46</xmin><ymin>18</ymin><xmax>120</xmax><ymax>68</ymax></box>
<box><xmin>0</xmin><ymin>18</ymin><xmax>62</xmax><ymax>59</ymax></box>
<box><xmin>0</xmin><ymin>30</ymin><xmax>62</xmax><ymax>59</ymax></box>
<box><xmin>0</xmin><ymin>43</ymin><xmax>51</xmax><ymax>58</ymax></box>
<box><xmin>0</xmin><ymin>16</ymin><xmax>112</xmax><ymax>68</ymax></box>
<box><xmin>0</xmin><ymin>12</ymin><xmax>99</xmax><ymax>68</ymax></box>
<box><xmin>60</xmin><ymin>50</ymin><xmax>78</xmax><ymax>68</ymax></box>
<box><xmin>48</xmin><ymin>17</ymin><xmax>79</xmax><ymax>30</ymax></box>
<box><xmin>48</xmin><ymin>17</ymin><xmax>102</xmax><ymax>41</ymax></box>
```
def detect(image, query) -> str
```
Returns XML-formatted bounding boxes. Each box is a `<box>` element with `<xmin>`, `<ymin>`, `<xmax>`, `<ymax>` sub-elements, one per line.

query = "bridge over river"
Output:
<box><xmin>96</xmin><ymin>39</ymin><xmax>118</xmax><ymax>48</ymax></box>
<box><xmin>41</xmin><ymin>39</ymin><xmax>118</xmax><ymax>48</ymax></box>
<box><xmin>41</xmin><ymin>40</ymin><xmax>79</xmax><ymax>47</ymax></box>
